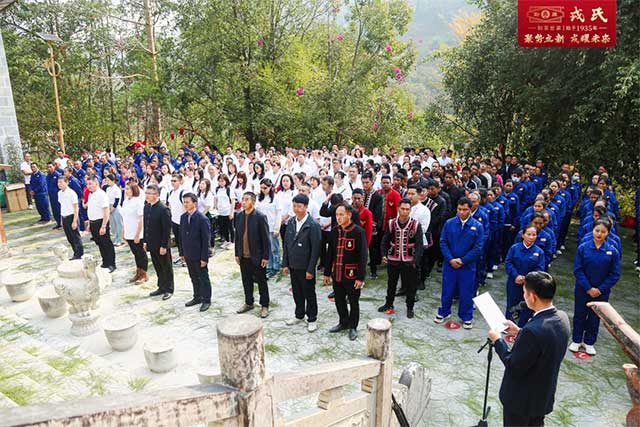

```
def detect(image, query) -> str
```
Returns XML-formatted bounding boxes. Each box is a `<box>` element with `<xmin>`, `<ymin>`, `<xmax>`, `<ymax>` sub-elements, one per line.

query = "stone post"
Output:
<box><xmin>216</xmin><ymin>314</ymin><xmax>275</xmax><ymax>427</ymax></box>
<box><xmin>366</xmin><ymin>318</ymin><xmax>393</xmax><ymax>427</ymax></box>
<box><xmin>0</xmin><ymin>30</ymin><xmax>23</xmax><ymax>183</ymax></box>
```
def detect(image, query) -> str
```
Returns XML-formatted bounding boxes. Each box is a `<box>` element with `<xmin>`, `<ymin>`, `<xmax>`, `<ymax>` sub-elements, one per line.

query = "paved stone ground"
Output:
<box><xmin>0</xmin><ymin>209</ymin><xmax>637</xmax><ymax>426</ymax></box>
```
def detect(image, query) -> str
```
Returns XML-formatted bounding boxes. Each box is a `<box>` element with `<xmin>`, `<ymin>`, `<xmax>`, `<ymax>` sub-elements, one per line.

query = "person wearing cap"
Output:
<box><xmin>180</xmin><ymin>193</ymin><xmax>212</xmax><ymax>312</ymax></box>
<box><xmin>282</xmin><ymin>194</ymin><xmax>322</xmax><ymax>332</ymax></box>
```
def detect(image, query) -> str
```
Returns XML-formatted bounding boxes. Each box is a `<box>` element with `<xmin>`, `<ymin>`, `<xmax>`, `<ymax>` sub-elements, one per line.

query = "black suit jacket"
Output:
<box><xmin>494</xmin><ymin>307</ymin><xmax>570</xmax><ymax>417</ymax></box>
<box><xmin>282</xmin><ymin>215</ymin><xmax>322</xmax><ymax>274</ymax></box>
<box><xmin>180</xmin><ymin>210</ymin><xmax>211</xmax><ymax>262</ymax></box>
<box><xmin>234</xmin><ymin>209</ymin><xmax>270</xmax><ymax>267</ymax></box>
<box><xmin>144</xmin><ymin>201</ymin><xmax>172</xmax><ymax>251</ymax></box>
<box><xmin>365</xmin><ymin>190</ymin><xmax>384</xmax><ymax>233</ymax></box>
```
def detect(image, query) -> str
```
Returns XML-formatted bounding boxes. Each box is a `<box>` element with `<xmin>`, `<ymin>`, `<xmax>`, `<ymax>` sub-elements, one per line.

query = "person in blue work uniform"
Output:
<box><xmin>570</xmin><ymin>218</ymin><xmax>621</xmax><ymax>356</ymax></box>
<box><xmin>504</xmin><ymin>224</ymin><xmax>545</xmax><ymax>326</ymax></box>
<box><xmin>46</xmin><ymin>162</ymin><xmax>62</xmax><ymax>229</ymax></box>
<box><xmin>516</xmin><ymin>213</ymin><xmax>553</xmax><ymax>272</ymax></box>
<box><xmin>597</xmin><ymin>176</ymin><xmax>619</xmax><ymax>220</ymax></box>
<box><xmin>469</xmin><ymin>192</ymin><xmax>489</xmax><ymax>291</ymax></box>
<box><xmin>30</xmin><ymin>163</ymin><xmax>51</xmax><ymax>225</ymax></box>
<box><xmin>485</xmin><ymin>188</ymin><xmax>504</xmax><ymax>277</ymax></box>
<box><xmin>434</xmin><ymin>197</ymin><xmax>483</xmax><ymax>329</ymax></box>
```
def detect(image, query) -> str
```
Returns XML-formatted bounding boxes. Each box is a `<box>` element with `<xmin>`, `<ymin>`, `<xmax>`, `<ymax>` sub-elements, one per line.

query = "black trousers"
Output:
<box><xmin>503</xmin><ymin>409</ymin><xmax>544</xmax><ymax>427</ymax></box>
<box><xmin>62</xmin><ymin>215</ymin><xmax>83</xmax><ymax>259</ymax></box>
<box><xmin>186</xmin><ymin>258</ymin><xmax>211</xmax><ymax>303</ymax></box>
<box><xmin>150</xmin><ymin>248</ymin><xmax>174</xmax><ymax>293</ymax></box>
<box><xmin>240</xmin><ymin>257</ymin><xmax>269</xmax><ymax>307</ymax></box>
<box><xmin>89</xmin><ymin>220</ymin><xmax>115</xmax><ymax>268</ymax></box>
<box><xmin>126</xmin><ymin>239</ymin><xmax>148</xmax><ymax>271</ymax></box>
<box><xmin>332</xmin><ymin>280</ymin><xmax>361</xmax><ymax>329</ymax></box>
<box><xmin>422</xmin><ymin>233</ymin><xmax>441</xmax><ymax>280</ymax></box>
<box><xmin>386</xmin><ymin>262</ymin><xmax>417</xmax><ymax>310</ymax></box>
<box><xmin>290</xmin><ymin>268</ymin><xmax>318</xmax><ymax>322</ymax></box>
<box><xmin>320</xmin><ymin>230</ymin><xmax>331</xmax><ymax>269</ymax></box>
<box><xmin>369</xmin><ymin>232</ymin><xmax>382</xmax><ymax>274</ymax></box>
<box><xmin>218</xmin><ymin>216</ymin><xmax>232</xmax><ymax>242</ymax></box>
<box><xmin>171</xmin><ymin>222</ymin><xmax>182</xmax><ymax>256</ymax></box>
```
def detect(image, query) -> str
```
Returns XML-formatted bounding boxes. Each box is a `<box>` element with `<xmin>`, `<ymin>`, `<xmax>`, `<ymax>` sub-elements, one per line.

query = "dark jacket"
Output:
<box><xmin>234</xmin><ymin>209</ymin><xmax>270</xmax><ymax>267</ymax></box>
<box><xmin>282</xmin><ymin>214</ymin><xmax>322</xmax><ymax>274</ymax></box>
<box><xmin>494</xmin><ymin>307</ymin><xmax>570</xmax><ymax>416</ymax></box>
<box><xmin>144</xmin><ymin>201</ymin><xmax>171</xmax><ymax>251</ymax></box>
<box><xmin>365</xmin><ymin>190</ymin><xmax>384</xmax><ymax>234</ymax></box>
<box><xmin>179</xmin><ymin>210</ymin><xmax>210</xmax><ymax>263</ymax></box>
<box><xmin>324</xmin><ymin>223</ymin><xmax>368</xmax><ymax>284</ymax></box>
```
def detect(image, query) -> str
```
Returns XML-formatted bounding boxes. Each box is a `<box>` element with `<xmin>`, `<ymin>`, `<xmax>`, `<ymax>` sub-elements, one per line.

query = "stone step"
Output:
<box><xmin>0</xmin><ymin>374</ymin><xmax>63</xmax><ymax>406</ymax></box>
<box><xmin>0</xmin><ymin>391</ymin><xmax>18</xmax><ymax>408</ymax></box>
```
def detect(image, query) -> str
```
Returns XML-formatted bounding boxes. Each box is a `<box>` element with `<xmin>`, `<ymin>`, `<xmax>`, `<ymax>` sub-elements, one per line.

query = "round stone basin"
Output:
<box><xmin>37</xmin><ymin>285</ymin><xmax>68</xmax><ymax>318</ymax></box>
<box><xmin>144</xmin><ymin>340</ymin><xmax>177</xmax><ymax>373</ymax></box>
<box><xmin>103</xmin><ymin>313</ymin><xmax>139</xmax><ymax>352</ymax></box>
<box><xmin>3</xmin><ymin>272</ymin><xmax>36</xmax><ymax>302</ymax></box>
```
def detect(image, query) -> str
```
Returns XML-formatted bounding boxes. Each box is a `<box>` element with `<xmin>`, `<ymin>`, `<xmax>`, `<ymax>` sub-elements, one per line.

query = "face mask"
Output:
<box><xmin>511</xmin><ymin>177</ymin><xmax>520</xmax><ymax>183</ymax></box>
<box><xmin>572</xmin><ymin>176</ymin><xmax>579</xmax><ymax>183</ymax></box>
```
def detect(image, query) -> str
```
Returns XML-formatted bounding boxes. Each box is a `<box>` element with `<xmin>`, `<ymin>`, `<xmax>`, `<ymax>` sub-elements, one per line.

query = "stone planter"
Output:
<box><xmin>37</xmin><ymin>286</ymin><xmax>68</xmax><ymax>318</ymax></box>
<box><xmin>54</xmin><ymin>255</ymin><xmax>104</xmax><ymax>336</ymax></box>
<box><xmin>3</xmin><ymin>272</ymin><xmax>36</xmax><ymax>302</ymax></box>
<box><xmin>103</xmin><ymin>313</ymin><xmax>138</xmax><ymax>351</ymax></box>
<box><xmin>144</xmin><ymin>341</ymin><xmax>177</xmax><ymax>373</ymax></box>
<box><xmin>197</xmin><ymin>366</ymin><xmax>222</xmax><ymax>384</ymax></box>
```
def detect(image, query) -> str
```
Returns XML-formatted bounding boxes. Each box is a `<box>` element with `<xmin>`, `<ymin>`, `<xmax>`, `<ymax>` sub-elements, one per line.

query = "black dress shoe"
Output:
<box><xmin>149</xmin><ymin>289</ymin><xmax>164</xmax><ymax>297</ymax></box>
<box><xmin>417</xmin><ymin>281</ymin><xmax>426</xmax><ymax>290</ymax></box>
<box><xmin>69</xmin><ymin>256</ymin><xmax>82</xmax><ymax>261</ymax></box>
<box><xmin>370</xmin><ymin>272</ymin><xmax>378</xmax><ymax>279</ymax></box>
<box><xmin>329</xmin><ymin>324</ymin><xmax>347</xmax><ymax>333</ymax></box>
<box><xmin>407</xmin><ymin>309</ymin><xmax>415</xmax><ymax>319</ymax></box>
<box><xmin>185</xmin><ymin>298</ymin><xmax>200</xmax><ymax>307</ymax></box>
<box><xmin>328</xmin><ymin>291</ymin><xmax>335</xmax><ymax>299</ymax></box>
<box><xmin>200</xmin><ymin>302</ymin><xmax>211</xmax><ymax>312</ymax></box>
<box><xmin>52</xmin><ymin>225</ymin><xmax>62</xmax><ymax>230</ymax></box>
<box><xmin>395</xmin><ymin>288</ymin><xmax>406</xmax><ymax>296</ymax></box>
<box><xmin>108</xmin><ymin>266</ymin><xmax>116</xmax><ymax>273</ymax></box>
<box><xmin>162</xmin><ymin>293</ymin><xmax>172</xmax><ymax>300</ymax></box>
<box><xmin>348</xmin><ymin>329</ymin><xmax>358</xmax><ymax>341</ymax></box>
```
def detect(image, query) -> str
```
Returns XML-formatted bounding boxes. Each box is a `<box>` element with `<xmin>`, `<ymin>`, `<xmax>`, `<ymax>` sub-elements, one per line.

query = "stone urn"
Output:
<box><xmin>54</xmin><ymin>255</ymin><xmax>106</xmax><ymax>336</ymax></box>
<box><xmin>103</xmin><ymin>313</ymin><xmax>139</xmax><ymax>351</ymax></box>
<box><xmin>144</xmin><ymin>340</ymin><xmax>177</xmax><ymax>373</ymax></box>
<box><xmin>37</xmin><ymin>285</ymin><xmax>68</xmax><ymax>318</ymax></box>
<box><xmin>2</xmin><ymin>272</ymin><xmax>36</xmax><ymax>302</ymax></box>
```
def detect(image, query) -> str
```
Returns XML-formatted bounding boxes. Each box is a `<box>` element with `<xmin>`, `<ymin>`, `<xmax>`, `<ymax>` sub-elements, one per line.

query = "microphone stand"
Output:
<box><xmin>473</xmin><ymin>338</ymin><xmax>494</xmax><ymax>427</ymax></box>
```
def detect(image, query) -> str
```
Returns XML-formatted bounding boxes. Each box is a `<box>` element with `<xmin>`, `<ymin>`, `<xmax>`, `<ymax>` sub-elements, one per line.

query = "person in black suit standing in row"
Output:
<box><xmin>488</xmin><ymin>271</ymin><xmax>571</xmax><ymax>427</ymax></box>
<box><xmin>144</xmin><ymin>184</ymin><xmax>174</xmax><ymax>300</ymax></box>
<box><xmin>234</xmin><ymin>191</ymin><xmax>271</xmax><ymax>318</ymax></box>
<box><xmin>361</xmin><ymin>172</ymin><xmax>383</xmax><ymax>279</ymax></box>
<box><xmin>180</xmin><ymin>193</ymin><xmax>212</xmax><ymax>312</ymax></box>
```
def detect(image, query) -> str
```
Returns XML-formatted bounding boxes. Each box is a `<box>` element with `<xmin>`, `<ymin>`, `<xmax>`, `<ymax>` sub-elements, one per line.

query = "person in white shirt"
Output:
<box><xmin>214</xmin><ymin>175</ymin><xmax>235</xmax><ymax>249</ymax></box>
<box><xmin>437</xmin><ymin>148</ymin><xmax>453</xmax><ymax>167</ymax></box>
<box><xmin>20</xmin><ymin>152</ymin><xmax>34</xmax><ymax>209</ymax></box>
<box><xmin>292</xmin><ymin>182</ymin><xmax>320</xmax><ymax>222</ymax></box>
<box><xmin>86</xmin><ymin>175</ymin><xmax>116</xmax><ymax>272</ymax></box>
<box><xmin>121</xmin><ymin>180</ymin><xmax>148</xmax><ymax>284</ymax></box>
<box><xmin>256</xmin><ymin>178</ymin><xmax>282</xmax><ymax>277</ymax></box>
<box><xmin>333</xmin><ymin>171</ymin><xmax>352</xmax><ymax>202</ymax></box>
<box><xmin>57</xmin><ymin>175</ymin><xmax>83</xmax><ymax>259</ymax></box>
<box><xmin>167</xmin><ymin>173</ymin><xmax>186</xmax><ymax>265</ymax></box>
<box><xmin>104</xmin><ymin>174</ymin><xmax>124</xmax><ymax>246</ymax></box>
<box><xmin>55</xmin><ymin>149</ymin><xmax>71</xmax><ymax>169</ymax></box>
<box><xmin>346</xmin><ymin>165</ymin><xmax>363</xmax><ymax>193</ymax></box>
<box><xmin>277</xmin><ymin>174</ymin><xmax>295</xmax><ymax>241</ymax></box>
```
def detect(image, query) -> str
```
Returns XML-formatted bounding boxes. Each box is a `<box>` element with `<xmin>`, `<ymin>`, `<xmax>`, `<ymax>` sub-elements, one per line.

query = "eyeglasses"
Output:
<box><xmin>171</xmin><ymin>179</ymin><xmax>178</xmax><ymax>182</ymax></box>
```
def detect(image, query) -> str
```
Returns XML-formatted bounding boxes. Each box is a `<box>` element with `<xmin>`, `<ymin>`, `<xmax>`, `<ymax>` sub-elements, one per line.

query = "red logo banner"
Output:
<box><xmin>518</xmin><ymin>0</ymin><xmax>616</xmax><ymax>47</ymax></box>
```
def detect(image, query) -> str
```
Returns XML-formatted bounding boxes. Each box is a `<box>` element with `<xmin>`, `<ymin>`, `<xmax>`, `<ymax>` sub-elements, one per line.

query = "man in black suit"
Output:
<box><xmin>144</xmin><ymin>184</ymin><xmax>174</xmax><ymax>300</ymax></box>
<box><xmin>361</xmin><ymin>172</ymin><xmax>383</xmax><ymax>278</ymax></box>
<box><xmin>234</xmin><ymin>191</ymin><xmax>271</xmax><ymax>318</ymax></box>
<box><xmin>282</xmin><ymin>194</ymin><xmax>322</xmax><ymax>332</ymax></box>
<box><xmin>180</xmin><ymin>193</ymin><xmax>212</xmax><ymax>312</ymax></box>
<box><xmin>488</xmin><ymin>271</ymin><xmax>571</xmax><ymax>427</ymax></box>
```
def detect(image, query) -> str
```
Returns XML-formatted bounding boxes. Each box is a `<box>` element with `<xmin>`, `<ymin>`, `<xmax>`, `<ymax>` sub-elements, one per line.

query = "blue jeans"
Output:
<box><xmin>268</xmin><ymin>233</ymin><xmax>281</xmax><ymax>271</ymax></box>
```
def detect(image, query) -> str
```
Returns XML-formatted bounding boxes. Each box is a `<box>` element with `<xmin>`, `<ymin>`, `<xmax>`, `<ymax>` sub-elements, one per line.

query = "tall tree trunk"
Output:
<box><xmin>143</xmin><ymin>0</ymin><xmax>162</xmax><ymax>144</ymax></box>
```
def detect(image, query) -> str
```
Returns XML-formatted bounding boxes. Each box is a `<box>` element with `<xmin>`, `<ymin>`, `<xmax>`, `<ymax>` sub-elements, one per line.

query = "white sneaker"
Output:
<box><xmin>556</xmin><ymin>250</ymin><xmax>563</xmax><ymax>255</ymax></box>
<box><xmin>434</xmin><ymin>314</ymin><xmax>450</xmax><ymax>324</ymax></box>
<box><xmin>486</xmin><ymin>272</ymin><xmax>494</xmax><ymax>279</ymax></box>
<box><xmin>462</xmin><ymin>321</ymin><xmax>473</xmax><ymax>329</ymax></box>
<box><xmin>492</xmin><ymin>265</ymin><xmax>499</xmax><ymax>271</ymax></box>
<box><xmin>584</xmin><ymin>344</ymin><xmax>596</xmax><ymax>355</ymax></box>
<box><xmin>28</xmin><ymin>204</ymin><xmax>34</xmax><ymax>209</ymax></box>
<box><xmin>285</xmin><ymin>318</ymin><xmax>304</xmax><ymax>326</ymax></box>
<box><xmin>307</xmin><ymin>322</ymin><xmax>318</xmax><ymax>332</ymax></box>
<box><xmin>568</xmin><ymin>342</ymin><xmax>582</xmax><ymax>352</ymax></box>
<box><xmin>560</xmin><ymin>245</ymin><xmax>566</xmax><ymax>251</ymax></box>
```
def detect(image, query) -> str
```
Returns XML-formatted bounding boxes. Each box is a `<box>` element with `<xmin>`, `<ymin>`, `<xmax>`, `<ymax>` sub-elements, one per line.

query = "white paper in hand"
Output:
<box><xmin>473</xmin><ymin>292</ymin><xmax>508</xmax><ymax>332</ymax></box>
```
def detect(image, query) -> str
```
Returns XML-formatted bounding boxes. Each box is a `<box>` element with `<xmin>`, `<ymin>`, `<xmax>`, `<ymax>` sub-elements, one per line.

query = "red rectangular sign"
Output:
<box><xmin>518</xmin><ymin>0</ymin><xmax>616</xmax><ymax>48</ymax></box>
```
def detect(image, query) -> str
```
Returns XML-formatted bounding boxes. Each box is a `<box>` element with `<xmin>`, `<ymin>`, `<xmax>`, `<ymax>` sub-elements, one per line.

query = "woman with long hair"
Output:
<box><xmin>121</xmin><ymin>180</ymin><xmax>148</xmax><ymax>284</ymax></box>
<box><xmin>215</xmin><ymin>174</ymin><xmax>235</xmax><ymax>249</ymax></box>
<box><xmin>277</xmin><ymin>174</ymin><xmax>295</xmax><ymax>242</ymax></box>
<box><xmin>252</xmin><ymin>162</ymin><xmax>266</xmax><ymax>191</ymax></box>
<box><xmin>256</xmin><ymin>178</ymin><xmax>282</xmax><ymax>278</ymax></box>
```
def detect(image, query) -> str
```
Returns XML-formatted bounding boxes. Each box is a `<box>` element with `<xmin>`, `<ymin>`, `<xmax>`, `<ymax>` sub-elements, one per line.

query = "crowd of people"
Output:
<box><xmin>18</xmin><ymin>142</ymin><xmax>632</xmax><ymax>351</ymax></box>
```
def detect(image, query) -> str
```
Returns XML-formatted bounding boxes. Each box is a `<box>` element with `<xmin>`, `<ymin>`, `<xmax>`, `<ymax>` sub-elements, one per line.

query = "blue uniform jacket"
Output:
<box><xmin>573</xmin><ymin>240</ymin><xmax>620</xmax><ymax>294</ymax></box>
<box><xmin>500</xmin><ymin>192</ymin><xmax>520</xmax><ymax>226</ymax></box>
<box><xmin>505</xmin><ymin>242</ymin><xmax>545</xmax><ymax>281</ymax></box>
<box><xmin>440</xmin><ymin>216</ymin><xmax>484</xmax><ymax>269</ymax></box>
<box><xmin>515</xmin><ymin>228</ymin><xmax>553</xmax><ymax>268</ymax></box>
<box><xmin>580</xmin><ymin>232</ymin><xmax>621</xmax><ymax>254</ymax></box>
<box><xmin>472</xmin><ymin>207</ymin><xmax>490</xmax><ymax>243</ymax></box>
<box><xmin>46</xmin><ymin>170</ymin><xmax>61</xmax><ymax>196</ymax></box>
<box><xmin>31</xmin><ymin>170</ymin><xmax>48</xmax><ymax>195</ymax></box>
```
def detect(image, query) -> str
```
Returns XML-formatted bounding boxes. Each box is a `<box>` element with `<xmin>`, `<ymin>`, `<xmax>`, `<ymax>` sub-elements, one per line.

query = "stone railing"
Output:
<box><xmin>0</xmin><ymin>315</ymin><xmax>430</xmax><ymax>427</ymax></box>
